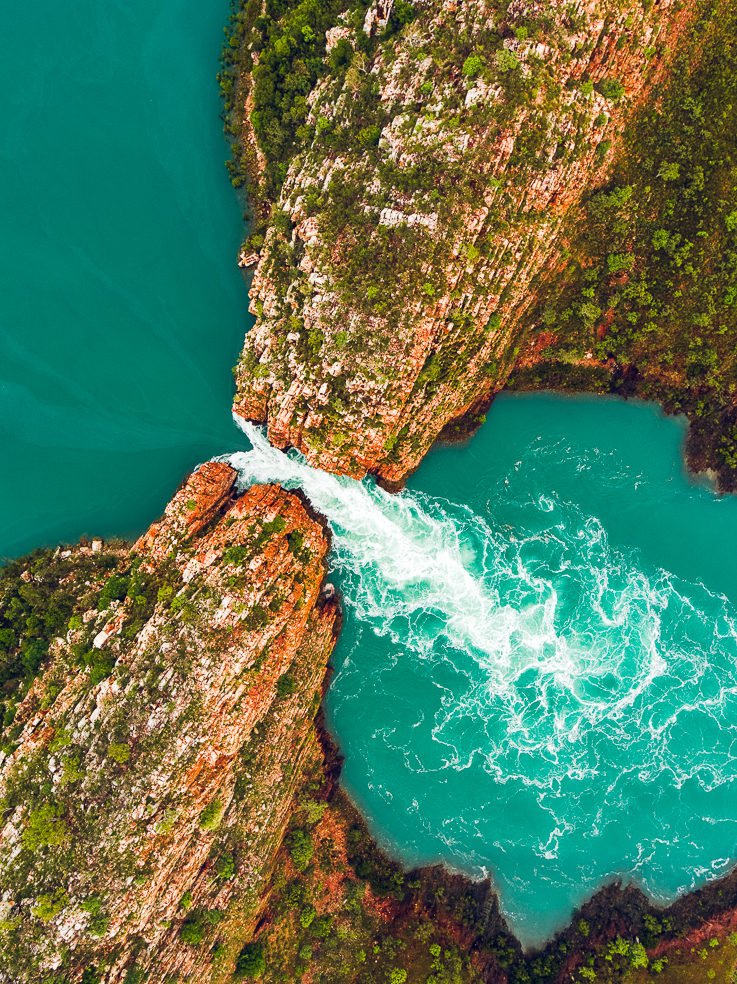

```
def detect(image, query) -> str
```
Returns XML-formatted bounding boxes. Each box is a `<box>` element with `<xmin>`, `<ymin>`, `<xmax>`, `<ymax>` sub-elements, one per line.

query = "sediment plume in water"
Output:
<box><xmin>221</xmin><ymin>417</ymin><xmax>737</xmax><ymax>947</ymax></box>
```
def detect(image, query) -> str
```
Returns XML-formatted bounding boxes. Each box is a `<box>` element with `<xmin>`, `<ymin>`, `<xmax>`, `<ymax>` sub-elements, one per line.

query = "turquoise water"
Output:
<box><xmin>0</xmin><ymin>0</ymin><xmax>250</xmax><ymax>559</ymax></box>
<box><xmin>228</xmin><ymin>399</ymin><xmax>737</xmax><ymax>948</ymax></box>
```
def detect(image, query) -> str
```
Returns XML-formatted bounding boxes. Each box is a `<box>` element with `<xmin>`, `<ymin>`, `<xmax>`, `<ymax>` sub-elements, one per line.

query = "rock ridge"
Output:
<box><xmin>0</xmin><ymin>464</ymin><xmax>338</xmax><ymax>983</ymax></box>
<box><xmin>230</xmin><ymin>0</ymin><xmax>697</xmax><ymax>486</ymax></box>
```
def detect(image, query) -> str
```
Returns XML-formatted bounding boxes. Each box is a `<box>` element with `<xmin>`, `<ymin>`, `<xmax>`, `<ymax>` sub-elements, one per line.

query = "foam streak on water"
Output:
<box><xmin>223</xmin><ymin>418</ymin><xmax>737</xmax><ymax>947</ymax></box>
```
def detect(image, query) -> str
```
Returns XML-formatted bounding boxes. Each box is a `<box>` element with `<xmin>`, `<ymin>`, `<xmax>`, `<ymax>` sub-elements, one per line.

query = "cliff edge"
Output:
<box><xmin>0</xmin><ymin>465</ymin><xmax>338</xmax><ymax>983</ymax></box>
<box><xmin>229</xmin><ymin>0</ymin><xmax>697</xmax><ymax>486</ymax></box>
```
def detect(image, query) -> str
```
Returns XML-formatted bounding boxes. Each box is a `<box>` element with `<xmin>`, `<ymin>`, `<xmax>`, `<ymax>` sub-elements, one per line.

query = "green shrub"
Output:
<box><xmin>599</xmin><ymin>77</ymin><xmax>625</xmax><ymax>101</ymax></box>
<box><xmin>299</xmin><ymin>796</ymin><xmax>328</xmax><ymax>825</ymax></box>
<box><xmin>97</xmin><ymin>575</ymin><xmax>129</xmax><ymax>611</ymax></box>
<box><xmin>607</xmin><ymin>253</ymin><xmax>635</xmax><ymax>273</ymax></box>
<box><xmin>215</xmin><ymin>853</ymin><xmax>235</xmax><ymax>880</ymax></box>
<box><xmin>462</xmin><ymin>54</ymin><xmax>483</xmax><ymax>78</ymax></box>
<box><xmin>329</xmin><ymin>37</ymin><xmax>353</xmax><ymax>73</ymax></box>
<box><xmin>88</xmin><ymin>653</ymin><xmax>115</xmax><ymax>687</ymax></box>
<box><xmin>290</xmin><ymin>828</ymin><xmax>314</xmax><ymax>871</ymax></box>
<box><xmin>235</xmin><ymin>942</ymin><xmax>265</xmax><ymax>978</ymax></box>
<box><xmin>199</xmin><ymin>798</ymin><xmax>225</xmax><ymax>831</ymax></box>
<box><xmin>180</xmin><ymin>920</ymin><xmax>205</xmax><ymax>945</ymax></box>
<box><xmin>658</xmin><ymin>161</ymin><xmax>680</xmax><ymax>181</ymax></box>
<box><xmin>224</xmin><ymin>545</ymin><xmax>250</xmax><ymax>567</ymax></box>
<box><xmin>123</xmin><ymin>966</ymin><xmax>146</xmax><ymax>984</ymax></box>
<box><xmin>157</xmin><ymin>584</ymin><xmax>173</xmax><ymax>603</ymax></box>
<box><xmin>357</xmin><ymin>125</ymin><xmax>381</xmax><ymax>146</ymax></box>
<box><xmin>242</xmin><ymin>605</ymin><xmax>269</xmax><ymax>631</ymax></box>
<box><xmin>48</xmin><ymin>728</ymin><xmax>72</xmax><ymax>753</ymax></box>
<box><xmin>22</xmin><ymin>803</ymin><xmax>68</xmax><ymax>851</ymax></box>
<box><xmin>496</xmin><ymin>48</ymin><xmax>518</xmax><ymax>73</ymax></box>
<box><xmin>311</xmin><ymin>914</ymin><xmax>332</xmax><ymax>938</ymax></box>
<box><xmin>629</xmin><ymin>941</ymin><xmax>649</xmax><ymax>968</ymax></box>
<box><xmin>21</xmin><ymin>639</ymin><xmax>48</xmax><ymax>678</ymax></box>
<box><xmin>276</xmin><ymin>673</ymin><xmax>296</xmax><ymax>698</ymax></box>
<box><xmin>32</xmin><ymin>889</ymin><xmax>68</xmax><ymax>922</ymax></box>
<box><xmin>88</xmin><ymin>913</ymin><xmax>110</xmax><ymax>938</ymax></box>
<box><xmin>108</xmin><ymin>742</ymin><xmax>130</xmax><ymax>764</ymax></box>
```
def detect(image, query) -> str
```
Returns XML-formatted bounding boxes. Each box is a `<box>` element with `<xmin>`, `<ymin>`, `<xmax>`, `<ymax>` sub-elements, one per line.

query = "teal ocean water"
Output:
<box><xmin>229</xmin><ymin>399</ymin><xmax>737</xmax><ymax>948</ymax></box>
<box><xmin>0</xmin><ymin>0</ymin><xmax>250</xmax><ymax>559</ymax></box>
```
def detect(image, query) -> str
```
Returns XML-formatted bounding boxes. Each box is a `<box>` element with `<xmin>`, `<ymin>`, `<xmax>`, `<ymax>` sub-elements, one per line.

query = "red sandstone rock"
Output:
<box><xmin>233</xmin><ymin>0</ymin><xmax>696</xmax><ymax>486</ymax></box>
<box><xmin>0</xmin><ymin>465</ymin><xmax>338</xmax><ymax>983</ymax></box>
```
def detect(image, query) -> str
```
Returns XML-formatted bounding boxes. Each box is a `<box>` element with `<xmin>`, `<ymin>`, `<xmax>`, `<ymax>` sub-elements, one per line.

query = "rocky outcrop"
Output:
<box><xmin>232</xmin><ymin>0</ymin><xmax>696</xmax><ymax>486</ymax></box>
<box><xmin>0</xmin><ymin>464</ymin><xmax>338</xmax><ymax>983</ymax></box>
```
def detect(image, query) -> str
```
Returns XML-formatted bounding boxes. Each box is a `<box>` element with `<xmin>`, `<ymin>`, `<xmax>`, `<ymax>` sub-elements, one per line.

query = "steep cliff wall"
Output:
<box><xmin>229</xmin><ymin>0</ymin><xmax>696</xmax><ymax>486</ymax></box>
<box><xmin>0</xmin><ymin>465</ymin><xmax>338</xmax><ymax>984</ymax></box>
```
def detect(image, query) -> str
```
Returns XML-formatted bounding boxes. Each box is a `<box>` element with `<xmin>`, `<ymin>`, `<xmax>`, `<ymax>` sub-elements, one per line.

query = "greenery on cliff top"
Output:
<box><xmin>225</xmin><ymin>0</ymin><xmax>636</xmax><ymax>462</ymax></box>
<box><xmin>0</xmin><ymin>546</ymin><xmax>128</xmax><ymax>752</ymax></box>
<box><xmin>519</xmin><ymin>0</ymin><xmax>737</xmax><ymax>486</ymax></box>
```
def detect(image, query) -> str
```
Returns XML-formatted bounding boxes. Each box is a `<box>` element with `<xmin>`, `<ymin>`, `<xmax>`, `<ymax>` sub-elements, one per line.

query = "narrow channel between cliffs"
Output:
<box><xmin>222</xmin><ymin>403</ymin><xmax>737</xmax><ymax>947</ymax></box>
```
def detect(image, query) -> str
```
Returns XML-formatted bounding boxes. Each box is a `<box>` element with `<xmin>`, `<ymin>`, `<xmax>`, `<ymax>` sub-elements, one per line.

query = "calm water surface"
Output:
<box><xmin>0</xmin><ymin>0</ymin><xmax>251</xmax><ymax>558</ymax></box>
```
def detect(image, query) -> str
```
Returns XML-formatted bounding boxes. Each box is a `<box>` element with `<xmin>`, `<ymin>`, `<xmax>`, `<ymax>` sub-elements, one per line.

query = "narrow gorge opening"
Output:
<box><xmin>224</xmin><ymin>394</ymin><xmax>737</xmax><ymax>948</ymax></box>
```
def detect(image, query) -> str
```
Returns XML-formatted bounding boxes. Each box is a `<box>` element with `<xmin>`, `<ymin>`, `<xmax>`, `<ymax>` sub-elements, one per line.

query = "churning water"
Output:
<box><xmin>226</xmin><ymin>397</ymin><xmax>737</xmax><ymax>948</ymax></box>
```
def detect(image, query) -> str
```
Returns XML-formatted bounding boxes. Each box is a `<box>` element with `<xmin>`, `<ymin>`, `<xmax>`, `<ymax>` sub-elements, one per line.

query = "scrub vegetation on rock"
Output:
<box><xmin>6</xmin><ymin>0</ymin><xmax>737</xmax><ymax>980</ymax></box>
<box><xmin>223</xmin><ymin>0</ymin><xmax>713</xmax><ymax>488</ymax></box>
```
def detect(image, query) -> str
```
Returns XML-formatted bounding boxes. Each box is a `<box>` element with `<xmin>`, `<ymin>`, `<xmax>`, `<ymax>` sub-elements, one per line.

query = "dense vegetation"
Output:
<box><xmin>0</xmin><ymin>546</ymin><xmax>122</xmax><ymax>754</ymax></box>
<box><xmin>236</xmin><ymin>769</ymin><xmax>737</xmax><ymax>984</ymax></box>
<box><xmin>218</xmin><ymin>0</ymin><xmax>417</xmax><ymax>201</ymax></box>
<box><xmin>0</xmin><ymin>543</ymin><xmax>190</xmax><ymax>758</ymax></box>
<box><xmin>520</xmin><ymin>0</ymin><xmax>737</xmax><ymax>485</ymax></box>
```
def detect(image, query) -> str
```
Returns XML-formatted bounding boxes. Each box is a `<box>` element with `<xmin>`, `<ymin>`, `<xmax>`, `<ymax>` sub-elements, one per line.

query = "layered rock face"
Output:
<box><xmin>233</xmin><ymin>0</ymin><xmax>694</xmax><ymax>486</ymax></box>
<box><xmin>0</xmin><ymin>465</ymin><xmax>338</xmax><ymax>983</ymax></box>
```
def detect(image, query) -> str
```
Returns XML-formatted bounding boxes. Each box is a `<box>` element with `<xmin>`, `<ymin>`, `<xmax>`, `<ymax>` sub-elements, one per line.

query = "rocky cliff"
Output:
<box><xmin>0</xmin><ymin>464</ymin><xmax>338</xmax><ymax>983</ymax></box>
<box><xmin>229</xmin><ymin>0</ymin><xmax>698</xmax><ymax>486</ymax></box>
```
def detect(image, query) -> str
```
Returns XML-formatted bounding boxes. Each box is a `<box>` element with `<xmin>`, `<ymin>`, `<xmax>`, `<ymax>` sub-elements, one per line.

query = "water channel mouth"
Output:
<box><xmin>225</xmin><ymin>395</ymin><xmax>737</xmax><ymax>948</ymax></box>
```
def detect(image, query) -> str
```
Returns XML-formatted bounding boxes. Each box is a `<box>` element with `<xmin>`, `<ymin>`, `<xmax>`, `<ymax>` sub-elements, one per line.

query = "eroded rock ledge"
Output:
<box><xmin>0</xmin><ymin>464</ymin><xmax>338</xmax><ymax>983</ymax></box>
<box><xmin>231</xmin><ymin>0</ymin><xmax>696</xmax><ymax>487</ymax></box>
<box><xmin>5</xmin><ymin>471</ymin><xmax>737</xmax><ymax>984</ymax></box>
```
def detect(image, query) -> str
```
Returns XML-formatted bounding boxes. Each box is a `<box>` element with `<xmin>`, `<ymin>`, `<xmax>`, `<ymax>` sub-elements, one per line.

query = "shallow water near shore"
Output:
<box><xmin>0</xmin><ymin>0</ymin><xmax>250</xmax><ymax>558</ymax></box>
<box><xmin>228</xmin><ymin>398</ymin><xmax>737</xmax><ymax>948</ymax></box>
